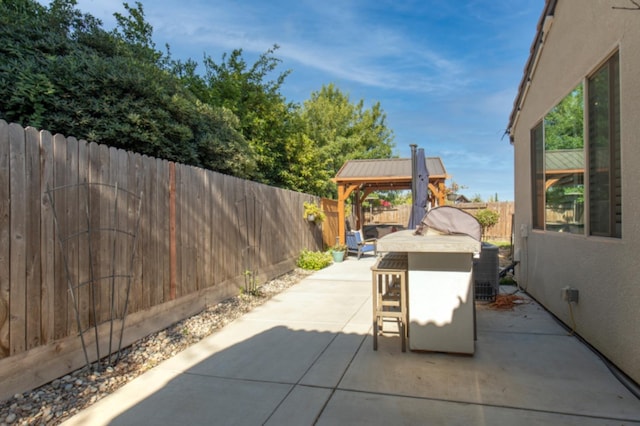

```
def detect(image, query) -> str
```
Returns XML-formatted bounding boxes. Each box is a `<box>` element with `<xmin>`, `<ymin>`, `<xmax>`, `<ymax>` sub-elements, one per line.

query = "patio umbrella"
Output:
<box><xmin>408</xmin><ymin>147</ymin><xmax>429</xmax><ymax>229</ymax></box>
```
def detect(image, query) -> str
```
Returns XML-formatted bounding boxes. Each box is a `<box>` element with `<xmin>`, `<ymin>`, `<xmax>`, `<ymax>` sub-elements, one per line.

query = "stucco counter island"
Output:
<box><xmin>376</xmin><ymin>230</ymin><xmax>481</xmax><ymax>354</ymax></box>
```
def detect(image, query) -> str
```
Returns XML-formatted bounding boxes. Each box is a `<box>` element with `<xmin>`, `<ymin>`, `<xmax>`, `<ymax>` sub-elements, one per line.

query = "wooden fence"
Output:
<box><xmin>321</xmin><ymin>198</ymin><xmax>339</xmax><ymax>248</ymax></box>
<box><xmin>0</xmin><ymin>120</ymin><xmax>324</xmax><ymax>400</ymax></box>
<box><xmin>365</xmin><ymin>202</ymin><xmax>514</xmax><ymax>241</ymax></box>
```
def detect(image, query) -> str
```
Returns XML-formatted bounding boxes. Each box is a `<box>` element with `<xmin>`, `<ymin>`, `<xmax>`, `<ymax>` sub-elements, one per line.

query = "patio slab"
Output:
<box><xmin>342</xmin><ymin>329</ymin><xmax>640</xmax><ymax>420</ymax></box>
<box><xmin>91</xmin><ymin>369</ymin><xmax>294</xmax><ymax>425</ymax></box>
<box><xmin>316</xmin><ymin>389</ymin><xmax>626</xmax><ymax>426</ymax></box>
<box><xmin>63</xmin><ymin>257</ymin><xmax>640</xmax><ymax>426</ymax></box>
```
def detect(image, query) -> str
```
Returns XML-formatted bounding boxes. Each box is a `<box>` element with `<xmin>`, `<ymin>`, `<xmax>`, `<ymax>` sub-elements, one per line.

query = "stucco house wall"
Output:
<box><xmin>509</xmin><ymin>0</ymin><xmax>640</xmax><ymax>384</ymax></box>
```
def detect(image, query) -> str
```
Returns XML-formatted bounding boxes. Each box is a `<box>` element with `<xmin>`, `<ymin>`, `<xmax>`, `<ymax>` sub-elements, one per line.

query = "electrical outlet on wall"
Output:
<box><xmin>561</xmin><ymin>286</ymin><xmax>579</xmax><ymax>303</ymax></box>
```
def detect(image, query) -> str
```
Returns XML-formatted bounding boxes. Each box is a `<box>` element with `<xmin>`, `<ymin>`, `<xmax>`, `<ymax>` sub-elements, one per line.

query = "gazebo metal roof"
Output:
<box><xmin>334</xmin><ymin>157</ymin><xmax>447</xmax><ymax>190</ymax></box>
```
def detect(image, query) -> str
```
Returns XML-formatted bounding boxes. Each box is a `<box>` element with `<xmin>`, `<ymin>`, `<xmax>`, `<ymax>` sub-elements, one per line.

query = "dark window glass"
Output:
<box><xmin>588</xmin><ymin>52</ymin><xmax>621</xmax><ymax>238</ymax></box>
<box><xmin>531</xmin><ymin>122</ymin><xmax>545</xmax><ymax>230</ymax></box>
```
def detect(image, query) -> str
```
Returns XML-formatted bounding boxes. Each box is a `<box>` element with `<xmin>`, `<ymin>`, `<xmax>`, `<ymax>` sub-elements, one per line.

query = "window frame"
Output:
<box><xmin>529</xmin><ymin>50</ymin><xmax>621</xmax><ymax>238</ymax></box>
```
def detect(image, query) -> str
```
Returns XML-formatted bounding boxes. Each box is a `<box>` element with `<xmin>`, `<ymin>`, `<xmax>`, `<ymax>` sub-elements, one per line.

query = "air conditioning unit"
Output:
<box><xmin>473</xmin><ymin>242</ymin><xmax>499</xmax><ymax>301</ymax></box>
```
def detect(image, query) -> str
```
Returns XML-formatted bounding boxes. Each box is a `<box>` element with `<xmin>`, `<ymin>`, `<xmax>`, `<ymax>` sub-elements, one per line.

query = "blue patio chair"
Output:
<box><xmin>346</xmin><ymin>230</ymin><xmax>377</xmax><ymax>259</ymax></box>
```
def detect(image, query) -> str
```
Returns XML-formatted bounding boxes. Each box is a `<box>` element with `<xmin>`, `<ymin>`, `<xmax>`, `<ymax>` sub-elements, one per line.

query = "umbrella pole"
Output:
<box><xmin>410</xmin><ymin>144</ymin><xmax>417</xmax><ymax>198</ymax></box>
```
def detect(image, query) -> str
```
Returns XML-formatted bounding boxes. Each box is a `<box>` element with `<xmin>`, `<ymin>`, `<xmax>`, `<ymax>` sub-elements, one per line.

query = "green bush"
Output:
<box><xmin>475</xmin><ymin>209</ymin><xmax>500</xmax><ymax>240</ymax></box>
<box><xmin>296</xmin><ymin>249</ymin><xmax>332</xmax><ymax>270</ymax></box>
<box><xmin>499</xmin><ymin>276</ymin><xmax>517</xmax><ymax>286</ymax></box>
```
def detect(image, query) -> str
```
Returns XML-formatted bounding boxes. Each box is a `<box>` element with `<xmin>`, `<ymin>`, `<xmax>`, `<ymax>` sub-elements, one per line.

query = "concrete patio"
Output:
<box><xmin>63</xmin><ymin>256</ymin><xmax>640</xmax><ymax>425</ymax></box>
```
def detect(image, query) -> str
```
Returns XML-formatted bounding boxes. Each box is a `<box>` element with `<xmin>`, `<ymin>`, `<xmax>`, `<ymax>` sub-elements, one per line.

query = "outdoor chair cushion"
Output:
<box><xmin>346</xmin><ymin>230</ymin><xmax>377</xmax><ymax>259</ymax></box>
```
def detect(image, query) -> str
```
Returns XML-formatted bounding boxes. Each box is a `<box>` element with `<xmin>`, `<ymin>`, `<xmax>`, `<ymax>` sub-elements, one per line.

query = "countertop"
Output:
<box><xmin>376</xmin><ymin>229</ymin><xmax>481</xmax><ymax>254</ymax></box>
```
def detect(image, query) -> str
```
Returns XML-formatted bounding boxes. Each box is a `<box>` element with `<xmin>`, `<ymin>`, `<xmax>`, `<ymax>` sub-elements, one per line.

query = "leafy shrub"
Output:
<box><xmin>296</xmin><ymin>249</ymin><xmax>332</xmax><ymax>270</ymax></box>
<box><xmin>302</xmin><ymin>202</ymin><xmax>326</xmax><ymax>223</ymax></box>
<box><xmin>330</xmin><ymin>243</ymin><xmax>347</xmax><ymax>252</ymax></box>
<box><xmin>499</xmin><ymin>276</ymin><xmax>517</xmax><ymax>286</ymax></box>
<box><xmin>475</xmin><ymin>209</ymin><xmax>500</xmax><ymax>240</ymax></box>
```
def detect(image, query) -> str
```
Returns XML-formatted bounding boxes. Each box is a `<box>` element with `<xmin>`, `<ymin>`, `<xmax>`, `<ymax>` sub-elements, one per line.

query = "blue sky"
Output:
<box><xmin>50</xmin><ymin>0</ymin><xmax>543</xmax><ymax>201</ymax></box>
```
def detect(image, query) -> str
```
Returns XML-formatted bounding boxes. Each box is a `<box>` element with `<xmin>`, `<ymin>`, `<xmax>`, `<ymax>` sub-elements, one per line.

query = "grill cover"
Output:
<box><xmin>417</xmin><ymin>206</ymin><xmax>482</xmax><ymax>241</ymax></box>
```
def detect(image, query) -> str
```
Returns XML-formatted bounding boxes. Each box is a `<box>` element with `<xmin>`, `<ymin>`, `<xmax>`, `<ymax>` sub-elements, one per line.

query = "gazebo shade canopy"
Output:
<box><xmin>332</xmin><ymin>157</ymin><xmax>449</xmax><ymax>243</ymax></box>
<box><xmin>334</xmin><ymin>158</ymin><xmax>446</xmax><ymax>190</ymax></box>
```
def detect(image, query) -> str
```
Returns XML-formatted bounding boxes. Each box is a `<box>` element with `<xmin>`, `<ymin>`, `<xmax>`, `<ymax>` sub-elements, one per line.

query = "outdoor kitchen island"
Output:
<box><xmin>376</xmin><ymin>229</ymin><xmax>481</xmax><ymax>355</ymax></box>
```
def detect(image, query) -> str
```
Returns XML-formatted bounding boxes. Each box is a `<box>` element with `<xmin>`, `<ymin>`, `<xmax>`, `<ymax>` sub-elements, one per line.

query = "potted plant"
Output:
<box><xmin>330</xmin><ymin>243</ymin><xmax>347</xmax><ymax>263</ymax></box>
<box><xmin>303</xmin><ymin>201</ymin><xmax>326</xmax><ymax>224</ymax></box>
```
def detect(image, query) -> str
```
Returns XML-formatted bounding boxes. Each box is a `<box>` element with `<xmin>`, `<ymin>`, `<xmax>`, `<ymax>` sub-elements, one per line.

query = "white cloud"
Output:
<box><xmin>128</xmin><ymin>1</ymin><xmax>470</xmax><ymax>94</ymax></box>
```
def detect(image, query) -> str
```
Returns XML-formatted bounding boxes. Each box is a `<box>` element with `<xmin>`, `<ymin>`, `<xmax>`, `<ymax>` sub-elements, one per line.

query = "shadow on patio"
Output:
<box><xmin>63</xmin><ymin>258</ymin><xmax>640</xmax><ymax>425</ymax></box>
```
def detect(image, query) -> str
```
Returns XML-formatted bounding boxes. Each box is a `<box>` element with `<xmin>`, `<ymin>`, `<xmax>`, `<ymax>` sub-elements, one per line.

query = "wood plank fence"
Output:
<box><xmin>365</xmin><ymin>202</ymin><xmax>514</xmax><ymax>241</ymax></box>
<box><xmin>0</xmin><ymin>120</ymin><xmax>324</xmax><ymax>400</ymax></box>
<box><xmin>321</xmin><ymin>198</ymin><xmax>339</xmax><ymax>248</ymax></box>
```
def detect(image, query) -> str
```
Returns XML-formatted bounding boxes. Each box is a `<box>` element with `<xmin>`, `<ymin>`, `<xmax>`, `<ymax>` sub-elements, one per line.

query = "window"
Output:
<box><xmin>530</xmin><ymin>51</ymin><xmax>621</xmax><ymax>238</ymax></box>
<box><xmin>588</xmin><ymin>52</ymin><xmax>621</xmax><ymax>237</ymax></box>
<box><xmin>544</xmin><ymin>84</ymin><xmax>585</xmax><ymax>234</ymax></box>
<box><xmin>530</xmin><ymin>84</ymin><xmax>585</xmax><ymax>234</ymax></box>
<box><xmin>531</xmin><ymin>122</ymin><xmax>544</xmax><ymax>230</ymax></box>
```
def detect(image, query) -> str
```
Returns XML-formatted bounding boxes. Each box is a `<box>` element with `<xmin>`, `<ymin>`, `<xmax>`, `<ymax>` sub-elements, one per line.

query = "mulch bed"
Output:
<box><xmin>488</xmin><ymin>293</ymin><xmax>527</xmax><ymax>310</ymax></box>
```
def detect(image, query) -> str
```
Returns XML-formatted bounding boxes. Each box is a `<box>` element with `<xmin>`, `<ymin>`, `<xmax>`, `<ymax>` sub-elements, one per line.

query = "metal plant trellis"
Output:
<box><xmin>235</xmin><ymin>192</ymin><xmax>263</xmax><ymax>294</ymax></box>
<box><xmin>46</xmin><ymin>181</ymin><xmax>142</xmax><ymax>370</ymax></box>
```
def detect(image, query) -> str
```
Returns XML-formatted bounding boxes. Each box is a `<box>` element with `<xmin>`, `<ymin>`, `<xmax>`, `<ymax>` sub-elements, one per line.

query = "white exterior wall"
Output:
<box><xmin>511</xmin><ymin>0</ymin><xmax>640</xmax><ymax>384</ymax></box>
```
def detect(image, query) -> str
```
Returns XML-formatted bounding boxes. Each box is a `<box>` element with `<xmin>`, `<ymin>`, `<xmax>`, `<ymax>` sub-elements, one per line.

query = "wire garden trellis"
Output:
<box><xmin>46</xmin><ymin>182</ymin><xmax>142</xmax><ymax>371</ymax></box>
<box><xmin>235</xmin><ymin>192</ymin><xmax>263</xmax><ymax>295</ymax></box>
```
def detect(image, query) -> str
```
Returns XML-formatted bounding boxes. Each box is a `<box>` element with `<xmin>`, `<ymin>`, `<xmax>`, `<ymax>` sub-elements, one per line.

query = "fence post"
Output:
<box><xmin>169</xmin><ymin>162</ymin><xmax>176</xmax><ymax>300</ymax></box>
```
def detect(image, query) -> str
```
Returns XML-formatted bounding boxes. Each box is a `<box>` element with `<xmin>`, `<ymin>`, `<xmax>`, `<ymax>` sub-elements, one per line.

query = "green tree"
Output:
<box><xmin>300</xmin><ymin>84</ymin><xmax>395</xmax><ymax>197</ymax></box>
<box><xmin>544</xmin><ymin>84</ymin><xmax>584</xmax><ymax>150</ymax></box>
<box><xmin>278</xmin><ymin>112</ymin><xmax>331</xmax><ymax>195</ymax></box>
<box><xmin>0</xmin><ymin>0</ymin><xmax>254</xmax><ymax>175</ymax></box>
<box><xmin>0</xmin><ymin>1</ymin><xmax>396</xmax><ymax>193</ymax></box>
<box><xmin>196</xmin><ymin>45</ymin><xmax>295</xmax><ymax>185</ymax></box>
<box><xmin>112</xmin><ymin>2</ymin><xmax>157</xmax><ymax>56</ymax></box>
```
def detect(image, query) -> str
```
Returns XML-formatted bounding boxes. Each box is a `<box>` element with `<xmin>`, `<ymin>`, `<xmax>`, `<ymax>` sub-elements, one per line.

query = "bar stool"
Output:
<box><xmin>371</xmin><ymin>253</ymin><xmax>408</xmax><ymax>351</ymax></box>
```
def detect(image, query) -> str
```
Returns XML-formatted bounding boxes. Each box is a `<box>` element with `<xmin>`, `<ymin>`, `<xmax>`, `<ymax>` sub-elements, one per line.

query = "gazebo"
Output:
<box><xmin>332</xmin><ymin>156</ymin><xmax>448</xmax><ymax>244</ymax></box>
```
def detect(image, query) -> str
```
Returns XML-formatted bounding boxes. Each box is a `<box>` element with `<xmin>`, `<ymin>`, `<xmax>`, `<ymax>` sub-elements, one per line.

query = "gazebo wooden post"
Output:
<box><xmin>358</xmin><ymin>188</ymin><xmax>374</xmax><ymax>229</ymax></box>
<box><xmin>337</xmin><ymin>184</ymin><xmax>346</xmax><ymax>245</ymax></box>
<box><xmin>437</xmin><ymin>181</ymin><xmax>447</xmax><ymax>206</ymax></box>
<box><xmin>355</xmin><ymin>188</ymin><xmax>362</xmax><ymax>230</ymax></box>
<box><xmin>337</xmin><ymin>183</ymin><xmax>357</xmax><ymax>244</ymax></box>
<box><xmin>428</xmin><ymin>180</ymin><xmax>447</xmax><ymax>207</ymax></box>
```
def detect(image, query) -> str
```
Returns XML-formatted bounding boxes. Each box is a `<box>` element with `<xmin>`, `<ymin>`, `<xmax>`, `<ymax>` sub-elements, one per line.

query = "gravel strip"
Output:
<box><xmin>0</xmin><ymin>268</ymin><xmax>313</xmax><ymax>426</ymax></box>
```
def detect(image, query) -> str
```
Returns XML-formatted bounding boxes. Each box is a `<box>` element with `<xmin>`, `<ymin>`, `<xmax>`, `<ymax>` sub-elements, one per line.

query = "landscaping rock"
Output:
<box><xmin>0</xmin><ymin>269</ymin><xmax>312</xmax><ymax>425</ymax></box>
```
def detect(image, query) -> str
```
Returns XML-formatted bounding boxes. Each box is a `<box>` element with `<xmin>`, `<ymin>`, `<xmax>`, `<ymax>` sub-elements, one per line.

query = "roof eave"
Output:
<box><xmin>507</xmin><ymin>0</ymin><xmax>558</xmax><ymax>144</ymax></box>
<box><xmin>333</xmin><ymin>173</ymin><xmax>448</xmax><ymax>184</ymax></box>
